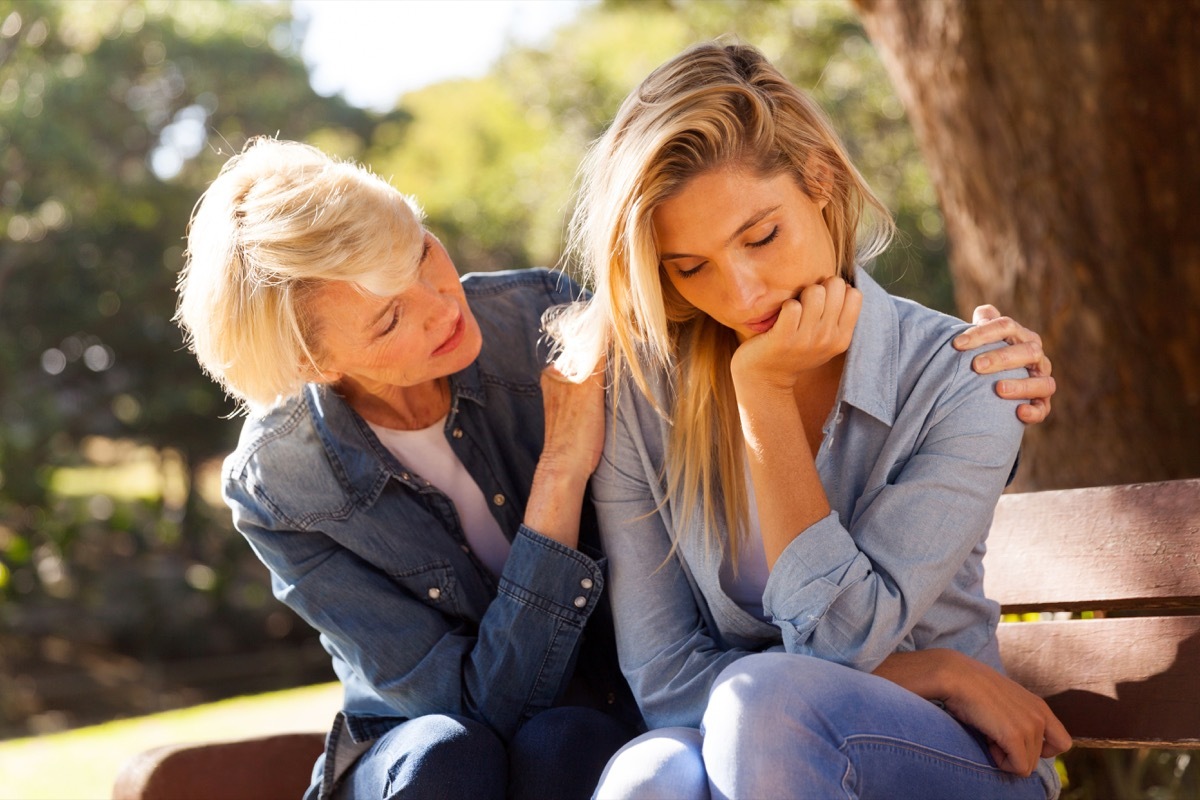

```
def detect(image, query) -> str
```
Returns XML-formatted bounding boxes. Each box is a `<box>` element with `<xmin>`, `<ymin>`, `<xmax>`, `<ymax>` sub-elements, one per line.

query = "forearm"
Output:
<box><xmin>736</xmin><ymin>386</ymin><xmax>830</xmax><ymax>569</ymax></box>
<box><xmin>871</xmin><ymin>648</ymin><xmax>964</xmax><ymax>701</ymax></box>
<box><xmin>523</xmin><ymin>459</ymin><xmax>589</xmax><ymax>549</ymax></box>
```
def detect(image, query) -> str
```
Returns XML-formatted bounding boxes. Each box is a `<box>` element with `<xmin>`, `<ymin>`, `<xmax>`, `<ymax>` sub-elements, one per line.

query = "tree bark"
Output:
<box><xmin>851</xmin><ymin>0</ymin><xmax>1200</xmax><ymax>489</ymax></box>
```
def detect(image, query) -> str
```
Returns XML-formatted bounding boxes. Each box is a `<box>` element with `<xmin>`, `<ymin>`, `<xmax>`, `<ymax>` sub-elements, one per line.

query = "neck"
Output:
<box><xmin>338</xmin><ymin>377</ymin><xmax>451</xmax><ymax>430</ymax></box>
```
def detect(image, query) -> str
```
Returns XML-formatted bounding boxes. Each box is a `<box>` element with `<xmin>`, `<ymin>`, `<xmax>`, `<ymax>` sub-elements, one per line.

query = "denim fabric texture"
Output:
<box><xmin>224</xmin><ymin>269</ymin><xmax>639</xmax><ymax>797</ymax></box>
<box><xmin>595</xmin><ymin>654</ymin><xmax>1055</xmax><ymax>800</ymax></box>
<box><xmin>592</xmin><ymin>268</ymin><xmax>1058</xmax><ymax>797</ymax></box>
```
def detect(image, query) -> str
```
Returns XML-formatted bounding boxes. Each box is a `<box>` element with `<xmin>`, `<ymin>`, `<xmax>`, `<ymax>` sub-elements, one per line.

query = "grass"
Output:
<box><xmin>0</xmin><ymin>682</ymin><xmax>341</xmax><ymax>800</ymax></box>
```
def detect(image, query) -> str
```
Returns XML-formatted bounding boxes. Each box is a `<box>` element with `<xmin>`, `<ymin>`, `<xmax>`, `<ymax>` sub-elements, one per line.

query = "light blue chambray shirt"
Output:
<box><xmin>592</xmin><ymin>268</ymin><xmax>1028</xmax><ymax>731</ymax></box>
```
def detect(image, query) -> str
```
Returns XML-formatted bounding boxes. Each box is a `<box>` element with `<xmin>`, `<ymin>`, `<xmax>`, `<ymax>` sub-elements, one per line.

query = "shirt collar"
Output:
<box><xmin>838</xmin><ymin>268</ymin><xmax>898</xmax><ymax>426</ymax></box>
<box><xmin>300</xmin><ymin>356</ymin><xmax>490</xmax><ymax>494</ymax></box>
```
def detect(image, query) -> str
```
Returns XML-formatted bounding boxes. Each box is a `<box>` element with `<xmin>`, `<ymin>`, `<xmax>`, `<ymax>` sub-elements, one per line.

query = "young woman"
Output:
<box><xmin>559</xmin><ymin>42</ymin><xmax>1070</xmax><ymax>799</ymax></box>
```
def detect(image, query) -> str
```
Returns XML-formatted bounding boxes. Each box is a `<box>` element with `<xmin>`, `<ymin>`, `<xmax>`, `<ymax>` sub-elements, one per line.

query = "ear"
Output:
<box><xmin>806</xmin><ymin>154</ymin><xmax>834</xmax><ymax>210</ymax></box>
<box><xmin>298</xmin><ymin>358</ymin><xmax>341</xmax><ymax>385</ymax></box>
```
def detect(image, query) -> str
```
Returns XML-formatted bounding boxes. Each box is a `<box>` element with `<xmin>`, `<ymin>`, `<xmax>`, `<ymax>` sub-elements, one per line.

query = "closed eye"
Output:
<box><xmin>379</xmin><ymin>306</ymin><xmax>400</xmax><ymax>337</ymax></box>
<box><xmin>673</xmin><ymin>261</ymin><xmax>706</xmax><ymax>280</ymax></box>
<box><xmin>748</xmin><ymin>226</ymin><xmax>779</xmax><ymax>248</ymax></box>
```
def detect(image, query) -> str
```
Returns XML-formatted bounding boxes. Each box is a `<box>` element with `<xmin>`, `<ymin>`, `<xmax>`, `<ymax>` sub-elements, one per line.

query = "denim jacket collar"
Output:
<box><xmin>302</xmin><ymin>360</ymin><xmax>491</xmax><ymax>502</ymax></box>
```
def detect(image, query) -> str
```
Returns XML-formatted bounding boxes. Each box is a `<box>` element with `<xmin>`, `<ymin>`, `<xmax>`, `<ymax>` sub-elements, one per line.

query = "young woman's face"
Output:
<box><xmin>652</xmin><ymin>165</ymin><xmax>837</xmax><ymax>342</ymax></box>
<box><xmin>305</xmin><ymin>231</ymin><xmax>482</xmax><ymax>391</ymax></box>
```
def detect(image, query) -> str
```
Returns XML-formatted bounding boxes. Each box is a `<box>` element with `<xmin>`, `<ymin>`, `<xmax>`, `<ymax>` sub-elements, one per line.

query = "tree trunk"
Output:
<box><xmin>851</xmin><ymin>0</ymin><xmax>1200</xmax><ymax>490</ymax></box>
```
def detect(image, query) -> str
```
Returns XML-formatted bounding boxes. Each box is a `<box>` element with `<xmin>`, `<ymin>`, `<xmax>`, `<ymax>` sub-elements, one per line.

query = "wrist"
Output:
<box><xmin>533</xmin><ymin>453</ymin><xmax>593</xmax><ymax>490</ymax></box>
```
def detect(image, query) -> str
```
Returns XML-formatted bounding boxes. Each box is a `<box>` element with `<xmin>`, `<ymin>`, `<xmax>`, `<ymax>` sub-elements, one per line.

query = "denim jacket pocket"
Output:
<box><xmin>390</xmin><ymin>561</ymin><xmax>462</xmax><ymax>616</ymax></box>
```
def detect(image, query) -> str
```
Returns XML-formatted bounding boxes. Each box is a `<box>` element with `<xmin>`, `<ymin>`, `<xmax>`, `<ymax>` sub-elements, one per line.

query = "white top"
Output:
<box><xmin>718</xmin><ymin>470</ymin><xmax>771</xmax><ymax>621</ymax></box>
<box><xmin>370</xmin><ymin>417</ymin><xmax>511</xmax><ymax>577</ymax></box>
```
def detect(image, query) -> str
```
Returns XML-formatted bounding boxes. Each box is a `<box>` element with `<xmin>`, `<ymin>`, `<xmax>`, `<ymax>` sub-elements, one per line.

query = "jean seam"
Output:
<box><xmin>840</xmin><ymin>733</ymin><xmax>1034</xmax><ymax>782</ymax></box>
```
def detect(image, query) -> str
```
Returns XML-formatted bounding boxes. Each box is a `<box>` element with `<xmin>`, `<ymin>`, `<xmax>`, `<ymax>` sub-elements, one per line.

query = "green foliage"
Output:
<box><xmin>0</xmin><ymin>0</ymin><xmax>376</xmax><ymax>733</ymax></box>
<box><xmin>367</xmin><ymin>0</ymin><xmax>951</xmax><ymax>310</ymax></box>
<box><xmin>0</xmin><ymin>0</ymin><xmax>956</xmax><ymax>737</ymax></box>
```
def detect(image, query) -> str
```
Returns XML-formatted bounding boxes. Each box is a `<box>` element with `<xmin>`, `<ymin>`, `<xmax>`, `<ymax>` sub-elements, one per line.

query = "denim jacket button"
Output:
<box><xmin>573</xmin><ymin>596</ymin><xmax>587</xmax><ymax>608</ymax></box>
<box><xmin>492</xmin><ymin>494</ymin><xmax>506</xmax><ymax>506</ymax></box>
<box><xmin>427</xmin><ymin>587</ymin><xmax>441</xmax><ymax>600</ymax></box>
<box><xmin>580</xmin><ymin>578</ymin><xmax>594</xmax><ymax>590</ymax></box>
<box><xmin>452</xmin><ymin>428</ymin><xmax>464</xmax><ymax>439</ymax></box>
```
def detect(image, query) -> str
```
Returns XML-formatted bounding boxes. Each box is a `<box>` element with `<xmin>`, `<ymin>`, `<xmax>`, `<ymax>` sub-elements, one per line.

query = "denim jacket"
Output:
<box><xmin>223</xmin><ymin>269</ymin><xmax>639</xmax><ymax>796</ymax></box>
<box><xmin>592</xmin><ymin>268</ymin><xmax>1028</xmax><ymax>730</ymax></box>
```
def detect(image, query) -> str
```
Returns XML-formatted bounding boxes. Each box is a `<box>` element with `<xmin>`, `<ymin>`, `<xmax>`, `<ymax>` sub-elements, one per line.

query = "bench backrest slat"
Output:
<box><xmin>986</xmin><ymin>478</ymin><xmax>1200</xmax><ymax>613</ymax></box>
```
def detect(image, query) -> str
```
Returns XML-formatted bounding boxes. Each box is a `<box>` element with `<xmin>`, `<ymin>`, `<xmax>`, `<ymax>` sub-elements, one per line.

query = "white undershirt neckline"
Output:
<box><xmin>368</xmin><ymin>416</ymin><xmax>511</xmax><ymax>577</ymax></box>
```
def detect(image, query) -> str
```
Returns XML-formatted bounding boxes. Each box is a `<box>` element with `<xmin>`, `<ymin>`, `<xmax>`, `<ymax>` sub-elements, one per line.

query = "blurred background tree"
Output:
<box><xmin>0</xmin><ymin>0</ymin><xmax>393</xmax><ymax>733</ymax></box>
<box><xmin>1</xmin><ymin>0</ymin><xmax>951</xmax><ymax>737</ymax></box>
<box><xmin>2</xmin><ymin>1</ymin><xmax>1195</xmax><ymax>794</ymax></box>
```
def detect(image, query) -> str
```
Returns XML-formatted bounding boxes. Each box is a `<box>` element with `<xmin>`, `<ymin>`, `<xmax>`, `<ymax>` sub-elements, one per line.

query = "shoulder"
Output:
<box><xmin>222</xmin><ymin>390</ymin><xmax>367</xmax><ymax>529</ymax></box>
<box><xmin>463</xmin><ymin>268</ymin><xmax>588</xmax><ymax>384</ymax></box>
<box><xmin>461</xmin><ymin>267</ymin><xmax>586</xmax><ymax>309</ymax></box>
<box><xmin>887</xmin><ymin>295</ymin><xmax>1025</xmax><ymax>437</ymax></box>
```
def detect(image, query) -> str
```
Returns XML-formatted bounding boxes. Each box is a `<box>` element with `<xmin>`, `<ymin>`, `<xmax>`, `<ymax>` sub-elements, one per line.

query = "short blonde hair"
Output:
<box><xmin>176</xmin><ymin>138</ymin><xmax>425</xmax><ymax>413</ymax></box>
<box><xmin>563</xmin><ymin>42</ymin><xmax>895</xmax><ymax>564</ymax></box>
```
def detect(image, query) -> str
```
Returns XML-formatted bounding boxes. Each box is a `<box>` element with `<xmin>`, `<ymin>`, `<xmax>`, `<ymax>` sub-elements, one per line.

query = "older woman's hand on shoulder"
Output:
<box><xmin>954</xmin><ymin>305</ymin><xmax>1056</xmax><ymax>424</ymax></box>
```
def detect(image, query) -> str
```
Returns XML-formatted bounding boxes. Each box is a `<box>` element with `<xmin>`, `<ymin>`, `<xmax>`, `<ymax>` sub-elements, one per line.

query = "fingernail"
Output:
<box><xmin>998</xmin><ymin>380</ymin><xmax>1011</xmax><ymax>394</ymax></box>
<box><xmin>976</xmin><ymin>355</ymin><xmax>991</xmax><ymax>370</ymax></box>
<box><xmin>953</xmin><ymin>334</ymin><xmax>968</xmax><ymax>348</ymax></box>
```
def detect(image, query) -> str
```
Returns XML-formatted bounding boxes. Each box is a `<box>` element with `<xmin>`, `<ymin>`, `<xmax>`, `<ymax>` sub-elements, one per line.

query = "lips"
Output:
<box><xmin>744</xmin><ymin>309</ymin><xmax>781</xmax><ymax>334</ymax></box>
<box><xmin>431</xmin><ymin>311</ymin><xmax>466</xmax><ymax>357</ymax></box>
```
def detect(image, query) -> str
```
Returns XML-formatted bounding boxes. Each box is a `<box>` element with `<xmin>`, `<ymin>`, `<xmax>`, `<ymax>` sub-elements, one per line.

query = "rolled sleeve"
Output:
<box><xmin>762</xmin><ymin>510</ymin><xmax>872</xmax><ymax>651</ymax></box>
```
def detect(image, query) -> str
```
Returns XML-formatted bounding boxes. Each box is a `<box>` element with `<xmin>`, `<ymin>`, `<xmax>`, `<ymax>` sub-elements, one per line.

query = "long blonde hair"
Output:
<box><xmin>563</xmin><ymin>42</ymin><xmax>895</xmax><ymax>565</ymax></box>
<box><xmin>176</xmin><ymin>138</ymin><xmax>426</xmax><ymax>413</ymax></box>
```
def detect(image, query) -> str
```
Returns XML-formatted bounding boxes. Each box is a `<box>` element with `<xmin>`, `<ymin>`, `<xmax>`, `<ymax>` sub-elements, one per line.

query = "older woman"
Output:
<box><xmin>176</xmin><ymin>137</ymin><xmax>1056</xmax><ymax>799</ymax></box>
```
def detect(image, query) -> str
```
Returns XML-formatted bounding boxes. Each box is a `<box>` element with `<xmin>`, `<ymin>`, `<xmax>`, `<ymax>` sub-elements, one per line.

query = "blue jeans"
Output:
<box><xmin>334</xmin><ymin>707</ymin><xmax>634</xmax><ymax>799</ymax></box>
<box><xmin>593</xmin><ymin>653</ymin><xmax>1058</xmax><ymax>800</ymax></box>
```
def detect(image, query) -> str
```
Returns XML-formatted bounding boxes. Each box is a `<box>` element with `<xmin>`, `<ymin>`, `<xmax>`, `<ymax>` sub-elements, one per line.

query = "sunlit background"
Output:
<box><xmin>0</xmin><ymin>0</ymin><xmax>955</xmax><ymax>796</ymax></box>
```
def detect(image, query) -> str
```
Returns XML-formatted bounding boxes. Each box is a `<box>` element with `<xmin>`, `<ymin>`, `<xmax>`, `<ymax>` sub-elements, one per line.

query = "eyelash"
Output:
<box><xmin>749</xmin><ymin>226</ymin><xmax>779</xmax><ymax>248</ymax></box>
<box><xmin>674</xmin><ymin>227</ymin><xmax>779</xmax><ymax>280</ymax></box>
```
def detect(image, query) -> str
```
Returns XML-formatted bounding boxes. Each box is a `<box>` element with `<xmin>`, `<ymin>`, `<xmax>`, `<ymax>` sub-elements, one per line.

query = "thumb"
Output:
<box><xmin>972</xmin><ymin>304</ymin><xmax>1000</xmax><ymax>326</ymax></box>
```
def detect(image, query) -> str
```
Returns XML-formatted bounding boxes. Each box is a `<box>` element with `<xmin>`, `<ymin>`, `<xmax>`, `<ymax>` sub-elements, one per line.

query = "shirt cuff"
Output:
<box><xmin>498</xmin><ymin>525</ymin><xmax>605</xmax><ymax>624</ymax></box>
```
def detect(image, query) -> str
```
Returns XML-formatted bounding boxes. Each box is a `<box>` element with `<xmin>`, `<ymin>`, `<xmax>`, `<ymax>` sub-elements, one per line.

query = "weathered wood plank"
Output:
<box><xmin>997</xmin><ymin>616</ymin><xmax>1200</xmax><ymax>745</ymax></box>
<box><xmin>985</xmin><ymin>479</ymin><xmax>1200</xmax><ymax>612</ymax></box>
<box><xmin>112</xmin><ymin>732</ymin><xmax>325</xmax><ymax>800</ymax></box>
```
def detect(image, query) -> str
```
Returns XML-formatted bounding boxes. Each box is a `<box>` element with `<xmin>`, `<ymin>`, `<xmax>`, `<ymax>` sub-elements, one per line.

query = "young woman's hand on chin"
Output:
<box><xmin>730</xmin><ymin>276</ymin><xmax>862</xmax><ymax>394</ymax></box>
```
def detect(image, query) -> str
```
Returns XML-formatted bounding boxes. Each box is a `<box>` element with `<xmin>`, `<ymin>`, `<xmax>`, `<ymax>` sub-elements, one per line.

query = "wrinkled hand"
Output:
<box><xmin>953</xmin><ymin>306</ymin><xmax>1056</xmax><ymax>424</ymax></box>
<box><xmin>731</xmin><ymin>277</ymin><xmax>862</xmax><ymax>392</ymax></box>
<box><xmin>940</xmin><ymin>651</ymin><xmax>1072</xmax><ymax>776</ymax></box>
<box><xmin>539</xmin><ymin>358</ymin><xmax>607</xmax><ymax>483</ymax></box>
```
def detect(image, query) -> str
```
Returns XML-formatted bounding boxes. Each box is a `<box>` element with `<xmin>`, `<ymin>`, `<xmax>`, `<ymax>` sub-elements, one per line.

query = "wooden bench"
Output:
<box><xmin>987</xmin><ymin>477</ymin><xmax>1200</xmax><ymax>749</ymax></box>
<box><xmin>112</xmin><ymin>478</ymin><xmax>1200</xmax><ymax>798</ymax></box>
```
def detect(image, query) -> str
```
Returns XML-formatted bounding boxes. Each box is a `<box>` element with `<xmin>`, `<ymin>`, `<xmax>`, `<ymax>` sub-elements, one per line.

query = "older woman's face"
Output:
<box><xmin>306</xmin><ymin>232</ymin><xmax>482</xmax><ymax>392</ymax></box>
<box><xmin>653</xmin><ymin>165</ymin><xmax>836</xmax><ymax>342</ymax></box>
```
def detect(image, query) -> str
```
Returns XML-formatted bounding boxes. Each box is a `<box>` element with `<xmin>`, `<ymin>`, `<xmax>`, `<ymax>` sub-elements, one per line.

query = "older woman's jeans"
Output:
<box><xmin>593</xmin><ymin>653</ymin><xmax>1056</xmax><ymax>800</ymax></box>
<box><xmin>333</xmin><ymin>706</ymin><xmax>633</xmax><ymax>800</ymax></box>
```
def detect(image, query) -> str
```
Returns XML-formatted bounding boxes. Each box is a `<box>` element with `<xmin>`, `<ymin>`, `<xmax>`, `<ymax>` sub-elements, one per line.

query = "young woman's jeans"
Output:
<box><xmin>593</xmin><ymin>653</ymin><xmax>1058</xmax><ymax>800</ymax></box>
<box><xmin>333</xmin><ymin>706</ymin><xmax>633</xmax><ymax>800</ymax></box>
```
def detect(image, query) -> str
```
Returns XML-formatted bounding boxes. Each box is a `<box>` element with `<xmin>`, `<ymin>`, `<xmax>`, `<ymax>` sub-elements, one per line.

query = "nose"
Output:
<box><xmin>723</xmin><ymin>257</ymin><xmax>767</xmax><ymax>313</ymax></box>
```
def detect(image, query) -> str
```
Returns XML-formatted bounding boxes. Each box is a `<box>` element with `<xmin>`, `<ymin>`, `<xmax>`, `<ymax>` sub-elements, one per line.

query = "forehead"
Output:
<box><xmin>653</xmin><ymin>168</ymin><xmax>797</xmax><ymax>237</ymax></box>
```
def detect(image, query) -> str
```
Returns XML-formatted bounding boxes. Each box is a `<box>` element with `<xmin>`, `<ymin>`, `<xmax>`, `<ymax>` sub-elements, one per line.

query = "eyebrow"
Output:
<box><xmin>659</xmin><ymin>204</ymin><xmax>781</xmax><ymax>261</ymax></box>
